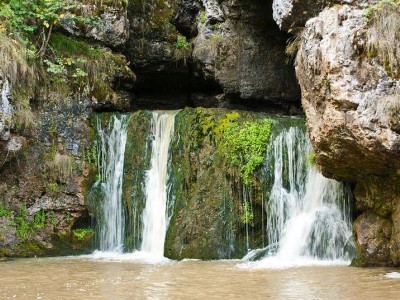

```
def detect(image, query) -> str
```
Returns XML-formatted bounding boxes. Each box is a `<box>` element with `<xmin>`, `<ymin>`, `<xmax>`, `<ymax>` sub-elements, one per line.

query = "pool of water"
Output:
<box><xmin>1</xmin><ymin>256</ymin><xmax>400</xmax><ymax>299</ymax></box>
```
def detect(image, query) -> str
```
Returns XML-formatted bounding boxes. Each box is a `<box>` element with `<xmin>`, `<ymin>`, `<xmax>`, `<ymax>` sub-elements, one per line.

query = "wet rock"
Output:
<box><xmin>0</xmin><ymin>217</ymin><xmax>18</xmax><ymax>248</ymax></box>
<box><xmin>352</xmin><ymin>213</ymin><xmax>392</xmax><ymax>266</ymax></box>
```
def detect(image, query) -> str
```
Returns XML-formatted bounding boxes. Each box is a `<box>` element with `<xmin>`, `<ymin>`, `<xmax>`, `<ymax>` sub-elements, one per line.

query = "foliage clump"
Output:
<box><xmin>72</xmin><ymin>228</ymin><xmax>94</xmax><ymax>240</ymax></box>
<box><xmin>0</xmin><ymin>0</ymin><xmax>134</xmax><ymax>106</ymax></box>
<box><xmin>365</xmin><ymin>0</ymin><xmax>400</xmax><ymax>77</ymax></box>
<box><xmin>195</xmin><ymin>108</ymin><xmax>273</xmax><ymax>186</ymax></box>
<box><xmin>219</xmin><ymin>119</ymin><xmax>273</xmax><ymax>185</ymax></box>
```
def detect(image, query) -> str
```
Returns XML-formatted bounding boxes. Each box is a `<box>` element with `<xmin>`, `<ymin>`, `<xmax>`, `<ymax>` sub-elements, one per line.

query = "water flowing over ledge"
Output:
<box><xmin>241</xmin><ymin>126</ymin><xmax>354</xmax><ymax>269</ymax></box>
<box><xmin>140</xmin><ymin>111</ymin><xmax>177</xmax><ymax>257</ymax></box>
<box><xmin>90</xmin><ymin>110</ymin><xmax>354</xmax><ymax>267</ymax></box>
<box><xmin>96</xmin><ymin>115</ymin><xmax>129</xmax><ymax>253</ymax></box>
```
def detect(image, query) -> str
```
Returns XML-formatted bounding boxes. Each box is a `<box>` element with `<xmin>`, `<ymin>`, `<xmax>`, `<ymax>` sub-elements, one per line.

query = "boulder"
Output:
<box><xmin>295</xmin><ymin>3</ymin><xmax>400</xmax><ymax>266</ymax></box>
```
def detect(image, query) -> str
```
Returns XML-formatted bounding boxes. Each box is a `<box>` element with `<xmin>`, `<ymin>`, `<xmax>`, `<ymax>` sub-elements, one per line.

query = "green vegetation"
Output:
<box><xmin>174</xmin><ymin>34</ymin><xmax>191</xmax><ymax>64</ymax></box>
<box><xmin>0</xmin><ymin>202</ymin><xmax>13</xmax><ymax>219</ymax></box>
<box><xmin>0</xmin><ymin>0</ymin><xmax>134</xmax><ymax>117</ymax></box>
<box><xmin>0</xmin><ymin>0</ymin><xmax>98</xmax><ymax>60</ymax></box>
<box><xmin>14</xmin><ymin>204</ymin><xmax>30</xmax><ymax>242</ymax></box>
<box><xmin>241</xmin><ymin>200</ymin><xmax>254</xmax><ymax>225</ymax></box>
<box><xmin>308</xmin><ymin>151</ymin><xmax>315</xmax><ymax>166</ymax></box>
<box><xmin>219</xmin><ymin>119</ymin><xmax>273</xmax><ymax>185</ymax></box>
<box><xmin>33</xmin><ymin>210</ymin><xmax>46</xmax><ymax>229</ymax></box>
<box><xmin>200</xmin><ymin>11</ymin><xmax>206</xmax><ymax>24</ymax></box>
<box><xmin>285</xmin><ymin>27</ymin><xmax>304</xmax><ymax>63</ymax></box>
<box><xmin>195</xmin><ymin>108</ymin><xmax>273</xmax><ymax>185</ymax></box>
<box><xmin>72</xmin><ymin>228</ymin><xmax>94</xmax><ymax>240</ymax></box>
<box><xmin>174</xmin><ymin>34</ymin><xmax>190</xmax><ymax>50</ymax></box>
<box><xmin>365</xmin><ymin>0</ymin><xmax>400</xmax><ymax>78</ymax></box>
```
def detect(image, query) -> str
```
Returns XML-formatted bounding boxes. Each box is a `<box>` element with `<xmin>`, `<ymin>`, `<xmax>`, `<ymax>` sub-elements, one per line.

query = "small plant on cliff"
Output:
<box><xmin>200</xmin><ymin>11</ymin><xmax>206</xmax><ymax>24</ymax></box>
<box><xmin>72</xmin><ymin>228</ymin><xmax>94</xmax><ymax>240</ymax></box>
<box><xmin>365</xmin><ymin>0</ymin><xmax>400</xmax><ymax>77</ymax></box>
<box><xmin>308</xmin><ymin>151</ymin><xmax>315</xmax><ymax>166</ymax></box>
<box><xmin>174</xmin><ymin>34</ymin><xmax>191</xmax><ymax>65</ymax></box>
<box><xmin>285</xmin><ymin>27</ymin><xmax>304</xmax><ymax>63</ymax></box>
<box><xmin>0</xmin><ymin>202</ymin><xmax>13</xmax><ymax>219</ymax></box>
<box><xmin>33</xmin><ymin>210</ymin><xmax>46</xmax><ymax>229</ymax></box>
<box><xmin>15</xmin><ymin>204</ymin><xmax>30</xmax><ymax>242</ymax></box>
<box><xmin>174</xmin><ymin>34</ymin><xmax>190</xmax><ymax>50</ymax></box>
<box><xmin>241</xmin><ymin>200</ymin><xmax>254</xmax><ymax>226</ymax></box>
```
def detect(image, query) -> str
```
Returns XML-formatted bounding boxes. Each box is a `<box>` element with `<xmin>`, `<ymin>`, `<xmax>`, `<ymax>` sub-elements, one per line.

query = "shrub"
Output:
<box><xmin>219</xmin><ymin>119</ymin><xmax>273</xmax><ymax>185</ymax></box>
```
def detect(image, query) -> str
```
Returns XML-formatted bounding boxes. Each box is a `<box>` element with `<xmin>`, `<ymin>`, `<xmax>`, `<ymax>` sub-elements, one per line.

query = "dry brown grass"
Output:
<box><xmin>285</xmin><ymin>27</ymin><xmax>304</xmax><ymax>64</ymax></box>
<box><xmin>0</xmin><ymin>33</ymin><xmax>36</xmax><ymax>88</ymax></box>
<box><xmin>366</xmin><ymin>1</ymin><xmax>400</xmax><ymax>77</ymax></box>
<box><xmin>47</xmin><ymin>153</ymin><xmax>76</xmax><ymax>183</ymax></box>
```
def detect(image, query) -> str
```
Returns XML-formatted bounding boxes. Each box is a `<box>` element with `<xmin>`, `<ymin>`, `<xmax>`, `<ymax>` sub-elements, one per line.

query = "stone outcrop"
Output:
<box><xmin>125</xmin><ymin>0</ymin><xmax>301</xmax><ymax>110</ymax></box>
<box><xmin>272</xmin><ymin>0</ymin><xmax>376</xmax><ymax>30</ymax></box>
<box><xmin>61</xmin><ymin>2</ymin><xmax>129</xmax><ymax>48</ymax></box>
<box><xmin>0</xmin><ymin>74</ymin><xmax>26</xmax><ymax>168</ymax></box>
<box><xmin>287</xmin><ymin>1</ymin><xmax>400</xmax><ymax>266</ymax></box>
<box><xmin>191</xmin><ymin>0</ymin><xmax>301</xmax><ymax>108</ymax></box>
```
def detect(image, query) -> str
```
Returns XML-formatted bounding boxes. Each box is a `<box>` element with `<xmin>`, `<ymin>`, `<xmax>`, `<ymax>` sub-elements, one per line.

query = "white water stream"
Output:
<box><xmin>243</xmin><ymin>126</ymin><xmax>354</xmax><ymax>267</ymax></box>
<box><xmin>96</xmin><ymin>115</ymin><xmax>129</xmax><ymax>252</ymax></box>
<box><xmin>140</xmin><ymin>111</ymin><xmax>176</xmax><ymax>257</ymax></box>
<box><xmin>94</xmin><ymin>113</ymin><xmax>353</xmax><ymax>266</ymax></box>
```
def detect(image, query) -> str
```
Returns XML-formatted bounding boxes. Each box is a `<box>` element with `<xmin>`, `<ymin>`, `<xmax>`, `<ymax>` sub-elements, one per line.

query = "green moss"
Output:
<box><xmin>122</xmin><ymin>111</ymin><xmax>152</xmax><ymax>251</ymax></box>
<box><xmin>130</xmin><ymin>0</ymin><xmax>178</xmax><ymax>43</ymax></box>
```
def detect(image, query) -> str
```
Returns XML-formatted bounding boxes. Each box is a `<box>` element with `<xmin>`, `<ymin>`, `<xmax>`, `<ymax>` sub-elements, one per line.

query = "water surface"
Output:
<box><xmin>1</xmin><ymin>257</ymin><xmax>400</xmax><ymax>299</ymax></box>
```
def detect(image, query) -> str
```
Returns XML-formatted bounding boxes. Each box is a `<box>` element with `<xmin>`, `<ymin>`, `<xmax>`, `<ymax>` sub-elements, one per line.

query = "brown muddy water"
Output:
<box><xmin>1</xmin><ymin>256</ymin><xmax>400</xmax><ymax>299</ymax></box>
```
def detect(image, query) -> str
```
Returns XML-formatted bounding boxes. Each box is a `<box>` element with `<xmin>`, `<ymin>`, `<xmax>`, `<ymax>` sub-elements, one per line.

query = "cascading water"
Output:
<box><xmin>243</xmin><ymin>125</ymin><xmax>355</xmax><ymax>266</ymax></box>
<box><xmin>140</xmin><ymin>111</ymin><xmax>176</xmax><ymax>257</ymax></box>
<box><xmin>96</xmin><ymin>115</ymin><xmax>129</xmax><ymax>253</ymax></box>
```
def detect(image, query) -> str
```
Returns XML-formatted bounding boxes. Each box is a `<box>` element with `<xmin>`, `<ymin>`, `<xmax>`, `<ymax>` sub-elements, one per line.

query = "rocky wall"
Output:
<box><xmin>277</xmin><ymin>0</ymin><xmax>400</xmax><ymax>266</ymax></box>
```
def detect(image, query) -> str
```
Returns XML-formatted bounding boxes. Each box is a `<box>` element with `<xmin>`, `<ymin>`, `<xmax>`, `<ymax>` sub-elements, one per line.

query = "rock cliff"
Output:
<box><xmin>275</xmin><ymin>0</ymin><xmax>400</xmax><ymax>266</ymax></box>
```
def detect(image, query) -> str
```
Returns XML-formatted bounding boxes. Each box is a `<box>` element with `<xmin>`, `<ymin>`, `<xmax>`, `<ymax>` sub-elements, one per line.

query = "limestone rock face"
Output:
<box><xmin>0</xmin><ymin>74</ymin><xmax>26</xmax><ymax>168</ymax></box>
<box><xmin>0</xmin><ymin>76</ymin><xmax>12</xmax><ymax>141</ymax></box>
<box><xmin>125</xmin><ymin>0</ymin><xmax>300</xmax><ymax>109</ymax></box>
<box><xmin>296</xmin><ymin>5</ymin><xmax>400</xmax><ymax>181</ymax></box>
<box><xmin>272</xmin><ymin>0</ymin><xmax>377</xmax><ymax>31</ymax></box>
<box><xmin>294</xmin><ymin>3</ymin><xmax>400</xmax><ymax>266</ymax></box>
<box><xmin>192</xmin><ymin>0</ymin><xmax>301</xmax><ymax>107</ymax></box>
<box><xmin>273</xmin><ymin>0</ymin><xmax>337</xmax><ymax>30</ymax></box>
<box><xmin>61</xmin><ymin>3</ymin><xmax>129</xmax><ymax>48</ymax></box>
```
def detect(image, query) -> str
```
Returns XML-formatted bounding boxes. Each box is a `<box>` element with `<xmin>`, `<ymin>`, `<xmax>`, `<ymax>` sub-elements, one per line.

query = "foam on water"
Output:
<box><xmin>385</xmin><ymin>272</ymin><xmax>400</xmax><ymax>279</ymax></box>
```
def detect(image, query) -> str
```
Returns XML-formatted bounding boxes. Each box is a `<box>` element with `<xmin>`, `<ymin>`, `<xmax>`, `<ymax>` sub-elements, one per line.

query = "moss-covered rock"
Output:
<box><xmin>164</xmin><ymin>108</ymin><xmax>272</xmax><ymax>259</ymax></box>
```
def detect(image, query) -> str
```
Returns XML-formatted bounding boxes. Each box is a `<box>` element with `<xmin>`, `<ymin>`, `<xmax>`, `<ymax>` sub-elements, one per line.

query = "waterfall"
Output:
<box><xmin>96</xmin><ymin>115</ymin><xmax>128</xmax><ymax>253</ymax></box>
<box><xmin>244</xmin><ymin>125</ymin><xmax>354</xmax><ymax>266</ymax></box>
<box><xmin>140</xmin><ymin>111</ymin><xmax>176</xmax><ymax>256</ymax></box>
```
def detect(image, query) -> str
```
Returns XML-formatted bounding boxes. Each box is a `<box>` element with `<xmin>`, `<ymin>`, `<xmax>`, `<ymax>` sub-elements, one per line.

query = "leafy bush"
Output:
<box><xmin>174</xmin><ymin>35</ymin><xmax>190</xmax><ymax>50</ymax></box>
<box><xmin>219</xmin><ymin>119</ymin><xmax>273</xmax><ymax>185</ymax></box>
